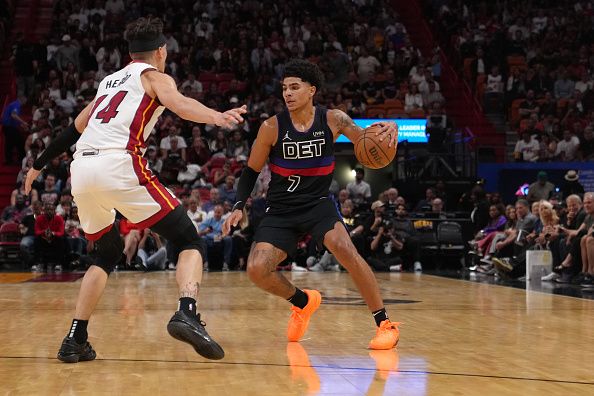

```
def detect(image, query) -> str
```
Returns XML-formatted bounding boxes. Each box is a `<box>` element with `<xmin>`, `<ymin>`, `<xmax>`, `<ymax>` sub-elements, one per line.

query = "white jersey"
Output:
<box><xmin>76</xmin><ymin>61</ymin><xmax>165</xmax><ymax>156</ymax></box>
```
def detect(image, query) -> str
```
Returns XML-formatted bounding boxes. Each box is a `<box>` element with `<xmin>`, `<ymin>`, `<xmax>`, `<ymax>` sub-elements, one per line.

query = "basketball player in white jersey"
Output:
<box><xmin>24</xmin><ymin>17</ymin><xmax>245</xmax><ymax>362</ymax></box>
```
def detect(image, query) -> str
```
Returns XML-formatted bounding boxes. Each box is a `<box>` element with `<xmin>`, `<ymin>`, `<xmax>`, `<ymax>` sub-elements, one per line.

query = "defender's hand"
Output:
<box><xmin>215</xmin><ymin>105</ymin><xmax>247</xmax><ymax>129</ymax></box>
<box><xmin>24</xmin><ymin>168</ymin><xmax>41</xmax><ymax>195</ymax></box>
<box><xmin>370</xmin><ymin>121</ymin><xmax>399</xmax><ymax>148</ymax></box>
<box><xmin>222</xmin><ymin>209</ymin><xmax>243</xmax><ymax>236</ymax></box>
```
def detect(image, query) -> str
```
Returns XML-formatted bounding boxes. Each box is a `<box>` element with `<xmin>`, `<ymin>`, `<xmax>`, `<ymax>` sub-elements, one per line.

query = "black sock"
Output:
<box><xmin>68</xmin><ymin>319</ymin><xmax>88</xmax><ymax>344</ymax></box>
<box><xmin>372</xmin><ymin>308</ymin><xmax>389</xmax><ymax>327</ymax></box>
<box><xmin>178</xmin><ymin>297</ymin><xmax>197</xmax><ymax>315</ymax></box>
<box><xmin>287</xmin><ymin>288</ymin><xmax>308</xmax><ymax>309</ymax></box>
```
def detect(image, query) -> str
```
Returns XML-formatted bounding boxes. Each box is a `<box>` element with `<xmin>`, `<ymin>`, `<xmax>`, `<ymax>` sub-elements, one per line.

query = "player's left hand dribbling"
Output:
<box><xmin>24</xmin><ymin>168</ymin><xmax>41</xmax><ymax>195</ymax></box>
<box><xmin>222</xmin><ymin>209</ymin><xmax>243</xmax><ymax>236</ymax></box>
<box><xmin>371</xmin><ymin>121</ymin><xmax>399</xmax><ymax>147</ymax></box>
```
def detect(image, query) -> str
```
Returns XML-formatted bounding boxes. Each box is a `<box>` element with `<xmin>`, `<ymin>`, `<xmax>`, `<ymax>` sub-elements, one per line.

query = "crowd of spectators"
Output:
<box><xmin>0</xmin><ymin>0</ymin><xmax>451</xmax><ymax>272</ymax></box>
<box><xmin>427</xmin><ymin>0</ymin><xmax>594</xmax><ymax>162</ymax></box>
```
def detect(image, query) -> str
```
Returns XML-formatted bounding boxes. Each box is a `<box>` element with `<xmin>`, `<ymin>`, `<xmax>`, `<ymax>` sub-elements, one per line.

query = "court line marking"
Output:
<box><xmin>0</xmin><ymin>356</ymin><xmax>593</xmax><ymax>386</ymax></box>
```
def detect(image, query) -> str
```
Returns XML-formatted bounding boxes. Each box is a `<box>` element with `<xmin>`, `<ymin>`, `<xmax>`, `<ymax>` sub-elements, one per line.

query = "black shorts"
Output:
<box><xmin>254</xmin><ymin>198</ymin><xmax>344</xmax><ymax>256</ymax></box>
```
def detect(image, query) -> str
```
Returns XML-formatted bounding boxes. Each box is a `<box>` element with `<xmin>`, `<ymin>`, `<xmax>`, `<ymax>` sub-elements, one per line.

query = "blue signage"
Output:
<box><xmin>336</xmin><ymin>118</ymin><xmax>428</xmax><ymax>143</ymax></box>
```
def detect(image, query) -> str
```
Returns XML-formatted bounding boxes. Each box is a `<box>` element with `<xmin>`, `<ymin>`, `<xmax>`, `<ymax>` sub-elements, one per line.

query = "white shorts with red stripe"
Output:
<box><xmin>70</xmin><ymin>150</ymin><xmax>179</xmax><ymax>241</ymax></box>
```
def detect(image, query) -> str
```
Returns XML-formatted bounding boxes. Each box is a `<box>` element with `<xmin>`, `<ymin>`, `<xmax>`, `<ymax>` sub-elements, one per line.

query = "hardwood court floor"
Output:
<box><xmin>1</xmin><ymin>271</ymin><xmax>593</xmax><ymax>395</ymax></box>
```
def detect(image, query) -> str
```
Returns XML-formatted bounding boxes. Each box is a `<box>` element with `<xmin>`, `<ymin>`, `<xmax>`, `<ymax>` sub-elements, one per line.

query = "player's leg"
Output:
<box><xmin>149</xmin><ymin>205</ymin><xmax>224</xmax><ymax>360</ymax></box>
<box><xmin>248</xmin><ymin>229</ymin><xmax>321</xmax><ymax>342</ymax></box>
<box><xmin>322</xmin><ymin>222</ymin><xmax>400</xmax><ymax>350</ymax></box>
<box><xmin>57</xmin><ymin>192</ymin><xmax>119</xmax><ymax>363</ymax></box>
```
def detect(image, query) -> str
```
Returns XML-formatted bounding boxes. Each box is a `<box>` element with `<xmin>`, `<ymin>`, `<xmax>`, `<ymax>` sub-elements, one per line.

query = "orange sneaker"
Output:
<box><xmin>368</xmin><ymin>320</ymin><xmax>400</xmax><ymax>350</ymax></box>
<box><xmin>369</xmin><ymin>349</ymin><xmax>399</xmax><ymax>380</ymax></box>
<box><xmin>287</xmin><ymin>289</ymin><xmax>322</xmax><ymax>342</ymax></box>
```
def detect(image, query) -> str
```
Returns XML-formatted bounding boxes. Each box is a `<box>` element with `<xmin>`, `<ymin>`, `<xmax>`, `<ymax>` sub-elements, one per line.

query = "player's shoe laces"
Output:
<box><xmin>167</xmin><ymin>310</ymin><xmax>224</xmax><ymax>360</ymax></box>
<box><xmin>57</xmin><ymin>337</ymin><xmax>97</xmax><ymax>363</ymax></box>
<box><xmin>287</xmin><ymin>289</ymin><xmax>321</xmax><ymax>342</ymax></box>
<box><xmin>368</xmin><ymin>320</ymin><xmax>400</xmax><ymax>350</ymax></box>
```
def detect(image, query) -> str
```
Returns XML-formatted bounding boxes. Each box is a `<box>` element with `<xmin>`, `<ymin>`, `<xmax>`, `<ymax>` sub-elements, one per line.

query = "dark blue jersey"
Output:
<box><xmin>266</xmin><ymin>106</ymin><xmax>335</xmax><ymax>213</ymax></box>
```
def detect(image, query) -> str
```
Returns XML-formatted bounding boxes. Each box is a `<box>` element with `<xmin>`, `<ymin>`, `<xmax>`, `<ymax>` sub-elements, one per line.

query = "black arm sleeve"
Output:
<box><xmin>33</xmin><ymin>123</ymin><xmax>81</xmax><ymax>170</ymax></box>
<box><xmin>233</xmin><ymin>166</ymin><xmax>260</xmax><ymax>211</ymax></box>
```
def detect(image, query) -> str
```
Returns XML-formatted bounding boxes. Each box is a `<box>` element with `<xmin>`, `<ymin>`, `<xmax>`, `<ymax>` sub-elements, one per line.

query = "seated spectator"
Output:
<box><xmin>231</xmin><ymin>197</ymin><xmax>256</xmax><ymax>270</ymax></box>
<box><xmin>346</xmin><ymin>168</ymin><xmax>371</xmax><ymax>207</ymax></box>
<box><xmin>226</xmin><ymin>130</ymin><xmax>249</xmax><ymax>158</ymax></box>
<box><xmin>199</xmin><ymin>204</ymin><xmax>232</xmax><ymax>271</ymax></box>
<box><xmin>33</xmin><ymin>202</ymin><xmax>66</xmax><ymax>272</ymax></box>
<box><xmin>428</xmin><ymin>197</ymin><xmax>446</xmax><ymax>218</ymax></box>
<box><xmin>20</xmin><ymin>201</ymin><xmax>43</xmax><ymax>269</ymax></box>
<box><xmin>556</xmin><ymin>130</ymin><xmax>580</xmax><ymax>161</ymax></box>
<box><xmin>39</xmin><ymin>173</ymin><xmax>60</xmax><ymax>204</ymax></box>
<box><xmin>469</xmin><ymin>204</ymin><xmax>507</xmax><ymax>260</ymax></box>
<box><xmin>187</xmin><ymin>197</ymin><xmax>207</xmax><ymax>231</ymax></box>
<box><xmin>578</xmin><ymin>126</ymin><xmax>594</xmax><ymax>160</ymax></box>
<box><xmin>212</xmin><ymin>160</ymin><xmax>233</xmax><ymax>187</ymax></box>
<box><xmin>209</xmin><ymin>129</ymin><xmax>228</xmax><ymax>157</ymax></box>
<box><xmin>561</xmin><ymin>170</ymin><xmax>585</xmax><ymax>199</ymax></box>
<box><xmin>56</xmin><ymin>191</ymin><xmax>74</xmax><ymax>217</ymax></box>
<box><xmin>160</xmin><ymin>126</ymin><xmax>187</xmax><ymax>160</ymax></box>
<box><xmin>203</xmin><ymin>187</ymin><xmax>222</xmax><ymax>214</ymax></box>
<box><xmin>527</xmin><ymin>171</ymin><xmax>555</xmax><ymax>203</ymax></box>
<box><xmin>146</xmin><ymin>147</ymin><xmax>163</xmax><ymax>175</ymax></box>
<box><xmin>1</xmin><ymin>194</ymin><xmax>32</xmax><ymax>223</ymax></box>
<box><xmin>404</xmin><ymin>83</ymin><xmax>423</xmax><ymax>112</ymax></box>
<box><xmin>187</xmin><ymin>136</ymin><xmax>211</xmax><ymax>166</ymax></box>
<box><xmin>554</xmin><ymin>71</ymin><xmax>575</xmax><ymax>99</ymax></box>
<box><xmin>518</xmin><ymin>90</ymin><xmax>539</xmax><ymax>120</ymax></box>
<box><xmin>180</xmin><ymin>73</ymin><xmax>202</xmax><ymax>95</ymax></box>
<box><xmin>514</xmin><ymin>131</ymin><xmax>540</xmax><ymax>162</ymax></box>
<box><xmin>137</xmin><ymin>231</ymin><xmax>168</xmax><ymax>271</ymax></box>
<box><xmin>392</xmin><ymin>203</ymin><xmax>422</xmax><ymax>271</ymax></box>
<box><xmin>414</xmin><ymin>188</ymin><xmax>437</xmax><ymax>212</ymax></box>
<box><xmin>64</xmin><ymin>205</ymin><xmax>87</xmax><ymax>264</ymax></box>
<box><xmin>219</xmin><ymin>175</ymin><xmax>236</xmax><ymax>204</ymax></box>
<box><xmin>177</xmin><ymin>160</ymin><xmax>203</xmax><ymax>189</ymax></box>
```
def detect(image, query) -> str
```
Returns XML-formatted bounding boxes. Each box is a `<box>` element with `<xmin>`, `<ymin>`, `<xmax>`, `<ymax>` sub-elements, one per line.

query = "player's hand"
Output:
<box><xmin>215</xmin><ymin>105</ymin><xmax>247</xmax><ymax>129</ymax></box>
<box><xmin>222</xmin><ymin>209</ymin><xmax>243</xmax><ymax>236</ymax></box>
<box><xmin>371</xmin><ymin>121</ymin><xmax>399</xmax><ymax>148</ymax></box>
<box><xmin>24</xmin><ymin>167</ymin><xmax>41</xmax><ymax>195</ymax></box>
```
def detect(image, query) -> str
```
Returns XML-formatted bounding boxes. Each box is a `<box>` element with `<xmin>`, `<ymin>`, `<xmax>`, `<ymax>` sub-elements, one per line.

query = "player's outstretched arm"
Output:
<box><xmin>146</xmin><ymin>71</ymin><xmax>246</xmax><ymax>129</ymax></box>
<box><xmin>24</xmin><ymin>100</ymin><xmax>95</xmax><ymax>195</ymax></box>
<box><xmin>327</xmin><ymin>109</ymin><xmax>398</xmax><ymax>147</ymax></box>
<box><xmin>222</xmin><ymin>117</ymin><xmax>277</xmax><ymax>236</ymax></box>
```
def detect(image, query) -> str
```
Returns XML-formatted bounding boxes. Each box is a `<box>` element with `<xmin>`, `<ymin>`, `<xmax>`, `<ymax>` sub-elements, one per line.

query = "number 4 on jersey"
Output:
<box><xmin>95</xmin><ymin>91</ymin><xmax>128</xmax><ymax>123</ymax></box>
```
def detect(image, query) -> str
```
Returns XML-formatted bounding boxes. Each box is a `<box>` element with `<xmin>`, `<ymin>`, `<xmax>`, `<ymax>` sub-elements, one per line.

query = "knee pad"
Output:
<box><xmin>94</xmin><ymin>224</ymin><xmax>123</xmax><ymax>275</ymax></box>
<box><xmin>150</xmin><ymin>205</ymin><xmax>206</xmax><ymax>259</ymax></box>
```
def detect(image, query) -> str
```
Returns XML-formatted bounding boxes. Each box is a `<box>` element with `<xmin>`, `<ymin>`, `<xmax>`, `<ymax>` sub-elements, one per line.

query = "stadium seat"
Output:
<box><xmin>0</xmin><ymin>222</ymin><xmax>21</xmax><ymax>268</ymax></box>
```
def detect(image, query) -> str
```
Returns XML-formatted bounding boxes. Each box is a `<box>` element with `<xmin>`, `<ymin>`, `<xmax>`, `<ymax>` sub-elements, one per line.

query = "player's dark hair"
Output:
<box><xmin>282</xmin><ymin>59</ymin><xmax>324</xmax><ymax>90</ymax></box>
<box><xmin>124</xmin><ymin>17</ymin><xmax>166</xmax><ymax>57</ymax></box>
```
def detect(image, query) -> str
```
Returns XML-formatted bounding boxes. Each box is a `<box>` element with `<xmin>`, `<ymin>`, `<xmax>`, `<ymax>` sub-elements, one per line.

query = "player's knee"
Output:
<box><xmin>246</xmin><ymin>255</ymin><xmax>269</xmax><ymax>283</ymax></box>
<box><xmin>95</xmin><ymin>225</ymin><xmax>123</xmax><ymax>275</ymax></box>
<box><xmin>327</xmin><ymin>236</ymin><xmax>355</xmax><ymax>259</ymax></box>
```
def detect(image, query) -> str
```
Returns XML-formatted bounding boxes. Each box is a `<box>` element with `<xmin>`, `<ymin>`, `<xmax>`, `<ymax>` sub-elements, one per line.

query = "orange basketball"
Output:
<box><xmin>354</xmin><ymin>124</ymin><xmax>398</xmax><ymax>169</ymax></box>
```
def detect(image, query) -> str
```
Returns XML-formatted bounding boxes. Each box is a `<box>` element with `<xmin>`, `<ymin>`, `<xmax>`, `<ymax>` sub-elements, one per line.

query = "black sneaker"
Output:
<box><xmin>167</xmin><ymin>311</ymin><xmax>224</xmax><ymax>360</ymax></box>
<box><xmin>581</xmin><ymin>275</ymin><xmax>594</xmax><ymax>288</ymax></box>
<box><xmin>57</xmin><ymin>337</ymin><xmax>97</xmax><ymax>363</ymax></box>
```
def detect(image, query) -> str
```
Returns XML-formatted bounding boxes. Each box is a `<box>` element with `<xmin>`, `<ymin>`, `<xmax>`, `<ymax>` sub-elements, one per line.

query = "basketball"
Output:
<box><xmin>354</xmin><ymin>124</ymin><xmax>398</xmax><ymax>169</ymax></box>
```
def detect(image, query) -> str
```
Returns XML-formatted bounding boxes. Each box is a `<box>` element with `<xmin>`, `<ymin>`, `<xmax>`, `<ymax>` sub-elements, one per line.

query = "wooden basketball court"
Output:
<box><xmin>1</xmin><ymin>271</ymin><xmax>593</xmax><ymax>395</ymax></box>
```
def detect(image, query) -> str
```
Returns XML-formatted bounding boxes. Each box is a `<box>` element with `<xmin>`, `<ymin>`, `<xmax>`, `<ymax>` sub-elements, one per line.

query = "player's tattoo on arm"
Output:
<box><xmin>335</xmin><ymin>110</ymin><xmax>357</xmax><ymax>131</ymax></box>
<box><xmin>180</xmin><ymin>282</ymin><xmax>200</xmax><ymax>299</ymax></box>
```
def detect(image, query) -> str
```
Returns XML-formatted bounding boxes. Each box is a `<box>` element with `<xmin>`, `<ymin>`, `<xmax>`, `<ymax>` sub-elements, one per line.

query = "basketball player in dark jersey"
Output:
<box><xmin>223</xmin><ymin>60</ymin><xmax>400</xmax><ymax>349</ymax></box>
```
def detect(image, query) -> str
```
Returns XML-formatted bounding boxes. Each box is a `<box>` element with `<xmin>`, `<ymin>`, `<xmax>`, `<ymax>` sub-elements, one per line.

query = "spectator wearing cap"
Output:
<box><xmin>527</xmin><ymin>171</ymin><xmax>555</xmax><ymax>203</ymax></box>
<box><xmin>561</xmin><ymin>170</ymin><xmax>585</xmax><ymax>199</ymax></box>
<box><xmin>54</xmin><ymin>35</ymin><xmax>79</xmax><ymax>71</ymax></box>
<box><xmin>347</xmin><ymin>168</ymin><xmax>371</xmax><ymax>206</ymax></box>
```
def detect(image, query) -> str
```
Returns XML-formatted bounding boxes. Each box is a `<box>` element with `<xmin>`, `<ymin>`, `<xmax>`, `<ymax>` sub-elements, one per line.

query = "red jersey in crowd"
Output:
<box><xmin>34</xmin><ymin>214</ymin><xmax>65</xmax><ymax>237</ymax></box>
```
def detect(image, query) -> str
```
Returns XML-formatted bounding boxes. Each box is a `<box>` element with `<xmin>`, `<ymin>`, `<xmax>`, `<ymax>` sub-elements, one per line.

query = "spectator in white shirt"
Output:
<box><xmin>160</xmin><ymin>126</ymin><xmax>188</xmax><ymax>158</ymax></box>
<box><xmin>346</xmin><ymin>168</ymin><xmax>372</xmax><ymax>206</ymax></box>
<box><xmin>514</xmin><ymin>131</ymin><xmax>540</xmax><ymax>162</ymax></box>
<box><xmin>95</xmin><ymin>43</ymin><xmax>121</xmax><ymax>70</ymax></box>
<box><xmin>180</xmin><ymin>74</ymin><xmax>203</xmax><ymax>94</ymax></box>
<box><xmin>556</xmin><ymin>130</ymin><xmax>580</xmax><ymax>161</ymax></box>
<box><xmin>404</xmin><ymin>84</ymin><xmax>424</xmax><ymax>112</ymax></box>
<box><xmin>356</xmin><ymin>47</ymin><xmax>380</xmax><ymax>83</ymax></box>
<box><xmin>486</xmin><ymin>66</ymin><xmax>503</xmax><ymax>94</ymax></box>
<box><xmin>187</xmin><ymin>198</ymin><xmax>206</xmax><ymax>232</ymax></box>
<box><xmin>165</xmin><ymin>32</ymin><xmax>179</xmax><ymax>54</ymax></box>
<box><xmin>195</xmin><ymin>13</ymin><xmax>213</xmax><ymax>39</ymax></box>
<box><xmin>575</xmin><ymin>72</ymin><xmax>593</xmax><ymax>93</ymax></box>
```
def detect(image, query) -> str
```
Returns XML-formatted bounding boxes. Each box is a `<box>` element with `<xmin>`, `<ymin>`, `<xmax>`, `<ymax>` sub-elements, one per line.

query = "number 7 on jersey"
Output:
<box><xmin>287</xmin><ymin>175</ymin><xmax>301</xmax><ymax>192</ymax></box>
